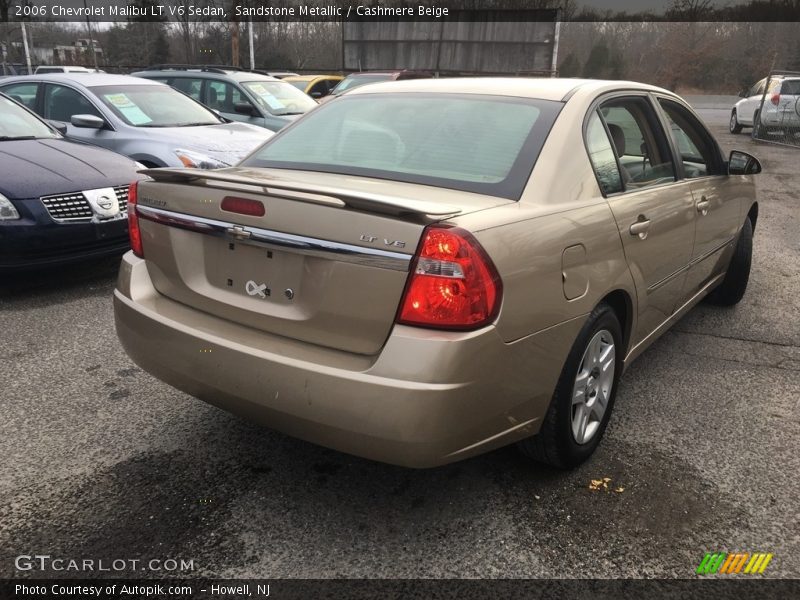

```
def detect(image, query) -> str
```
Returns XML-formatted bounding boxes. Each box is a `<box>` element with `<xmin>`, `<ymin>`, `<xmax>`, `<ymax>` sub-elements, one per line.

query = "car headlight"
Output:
<box><xmin>0</xmin><ymin>193</ymin><xmax>20</xmax><ymax>220</ymax></box>
<box><xmin>174</xmin><ymin>149</ymin><xmax>230</xmax><ymax>170</ymax></box>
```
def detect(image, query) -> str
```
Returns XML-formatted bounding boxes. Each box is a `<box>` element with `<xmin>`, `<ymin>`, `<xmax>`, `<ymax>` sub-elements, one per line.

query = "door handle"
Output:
<box><xmin>629</xmin><ymin>217</ymin><xmax>651</xmax><ymax>239</ymax></box>
<box><xmin>696</xmin><ymin>196</ymin><xmax>710</xmax><ymax>216</ymax></box>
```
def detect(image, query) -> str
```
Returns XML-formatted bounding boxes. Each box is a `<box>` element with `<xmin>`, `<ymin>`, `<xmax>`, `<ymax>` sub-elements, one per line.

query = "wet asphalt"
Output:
<box><xmin>0</xmin><ymin>105</ymin><xmax>798</xmax><ymax>580</ymax></box>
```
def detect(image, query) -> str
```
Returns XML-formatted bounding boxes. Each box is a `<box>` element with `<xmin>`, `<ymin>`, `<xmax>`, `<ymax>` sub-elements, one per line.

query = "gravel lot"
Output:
<box><xmin>1</xmin><ymin>104</ymin><xmax>798</xmax><ymax>580</ymax></box>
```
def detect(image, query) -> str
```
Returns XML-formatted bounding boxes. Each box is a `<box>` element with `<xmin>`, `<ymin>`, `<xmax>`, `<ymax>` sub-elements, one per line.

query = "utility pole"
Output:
<box><xmin>230</xmin><ymin>7</ymin><xmax>240</xmax><ymax>67</ymax></box>
<box><xmin>248</xmin><ymin>19</ymin><xmax>254</xmax><ymax>70</ymax></box>
<box><xmin>83</xmin><ymin>0</ymin><xmax>99</xmax><ymax>70</ymax></box>
<box><xmin>20</xmin><ymin>21</ymin><xmax>32</xmax><ymax>74</ymax></box>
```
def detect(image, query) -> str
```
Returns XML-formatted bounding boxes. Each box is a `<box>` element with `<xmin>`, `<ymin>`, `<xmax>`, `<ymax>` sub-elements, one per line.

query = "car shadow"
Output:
<box><xmin>0</xmin><ymin>256</ymin><xmax>122</xmax><ymax>305</ymax></box>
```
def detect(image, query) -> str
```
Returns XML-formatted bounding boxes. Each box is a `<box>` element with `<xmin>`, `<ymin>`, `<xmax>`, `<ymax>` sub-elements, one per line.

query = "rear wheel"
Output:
<box><xmin>730</xmin><ymin>109</ymin><xmax>743</xmax><ymax>134</ymax></box>
<box><xmin>705</xmin><ymin>218</ymin><xmax>753</xmax><ymax>306</ymax></box>
<box><xmin>518</xmin><ymin>303</ymin><xmax>622</xmax><ymax>469</ymax></box>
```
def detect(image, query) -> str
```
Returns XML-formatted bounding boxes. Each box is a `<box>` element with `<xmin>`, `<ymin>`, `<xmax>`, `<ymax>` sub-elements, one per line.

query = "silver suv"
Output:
<box><xmin>0</xmin><ymin>73</ymin><xmax>273</xmax><ymax>168</ymax></box>
<box><xmin>132</xmin><ymin>66</ymin><xmax>317</xmax><ymax>132</ymax></box>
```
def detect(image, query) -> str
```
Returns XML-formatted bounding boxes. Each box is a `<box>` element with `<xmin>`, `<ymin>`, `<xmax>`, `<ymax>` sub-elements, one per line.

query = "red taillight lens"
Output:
<box><xmin>221</xmin><ymin>196</ymin><xmax>265</xmax><ymax>216</ymax></box>
<box><xmin>127</xmin><ymin>181</ymin><xmax>143</xmax><ymax>258</ymax></box>
<box><xmin>397</xmin><ymin>226</ymin><xmax>502</xmax><ymax>330</ymax></box>
<box><xmin>771</xmin><ymin>93</ymin><xmax>780</xmax><ymax>105</ymax></box>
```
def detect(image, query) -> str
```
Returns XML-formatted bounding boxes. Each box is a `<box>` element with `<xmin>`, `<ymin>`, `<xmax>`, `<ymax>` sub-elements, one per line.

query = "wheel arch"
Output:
<box><xmin>598</xmin><ymin>289</ymin><xmax>633</xmax><ymax>359</ymax></box>
<box><xmin>747</xmin><ymin>202</ymin><xmax>758</xmax><ymax>232</ymax></box>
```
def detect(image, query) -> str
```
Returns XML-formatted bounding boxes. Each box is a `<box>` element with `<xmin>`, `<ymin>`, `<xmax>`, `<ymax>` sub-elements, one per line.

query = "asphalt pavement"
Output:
<box><xmin>1</xmin><ymin>102</ymin><xmax>798</xmax><ymax>580</ymax></box>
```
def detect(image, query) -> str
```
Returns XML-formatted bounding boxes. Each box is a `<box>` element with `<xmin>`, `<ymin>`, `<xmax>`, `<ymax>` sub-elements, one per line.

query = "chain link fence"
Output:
<box><xmin>750</xmin><ymin>69</ymin><xmax>800</xmax><ymax>148</ymax></box>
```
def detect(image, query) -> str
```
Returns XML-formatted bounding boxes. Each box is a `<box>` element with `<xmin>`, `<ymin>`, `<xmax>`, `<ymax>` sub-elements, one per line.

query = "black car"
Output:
<box><xmin>0</xmin><ymin>92</ymin><xmax>143</xmax><ymax>271</ymax></box>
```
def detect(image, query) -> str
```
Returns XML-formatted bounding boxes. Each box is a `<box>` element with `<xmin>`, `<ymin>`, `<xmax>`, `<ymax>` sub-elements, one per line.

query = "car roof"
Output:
<box><xmin>285</xmin><ymin>75</ymin><xmax>341</xmax><ymax>81</ymax></box>
<box><xmin>345</xmin><ymin>71</ymin><xmax>414</xmax><ymax>77</ymax></box>
<box><xmin>2</xmin><ymin>73</ymin><xmax>165</xmax><ymax>88</ymax></box>
<box><xmin>135</xmin><ymin>69</ymin><xmax>280</xmax><ymax>83</ymax></box>
<box><xmin>345</xmin><ymin>77</ymin><xmax>672</xmax><ymax>102</ymax></box>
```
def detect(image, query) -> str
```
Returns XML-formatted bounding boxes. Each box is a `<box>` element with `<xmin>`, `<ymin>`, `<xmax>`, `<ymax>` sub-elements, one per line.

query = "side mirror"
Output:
<box><xmin>728</xmin><ymin>150</ymin><xmax>761</xmax><ymax>175</ymax></box>
<box><xmin>48</xmin><ymin>120</ymin><xmax>68</xmax><ymax>135</ymax></box>
<box><xmin>70</xmin><ymin>114</ymin><xmax>105</xmax><ymax>129</ymax></box>
<box><xmin>310</xmin><ymin>91</ymin><xmax>323</xmax><ymax>99</ymax></box>
<box><xmin>738</xmin><ymin>89</ymin><xmax>747</xmax><ymax>98</ymax></box>
<box><xmin>234</xmin><ymin>102</ymin><xmax>257</xmax><ymax>116</ymax></box>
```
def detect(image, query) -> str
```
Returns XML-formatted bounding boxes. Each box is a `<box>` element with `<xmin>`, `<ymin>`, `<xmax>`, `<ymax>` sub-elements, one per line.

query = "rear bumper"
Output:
<box><xmin>114</xmin><ymin>252</ymin><xmax>583</xmax><ymax>467</ymax></box>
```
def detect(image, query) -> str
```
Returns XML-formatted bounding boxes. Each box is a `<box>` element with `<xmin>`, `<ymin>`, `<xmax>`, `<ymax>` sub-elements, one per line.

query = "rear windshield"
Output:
<box><xmin>241</xmin><ymin>93</ymin><xmax>562</xmax><ymax>199</ymax></box>
<box><xmin>780</xmin><ymin>80</ymin><xmax>800</xmax><ymax>95</ymax></box>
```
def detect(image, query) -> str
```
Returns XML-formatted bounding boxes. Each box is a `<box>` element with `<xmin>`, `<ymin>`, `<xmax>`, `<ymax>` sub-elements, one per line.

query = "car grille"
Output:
<box><xmin>41</xmin><ymin>186</ymin><xmax>130</xmax><ymax>223</ymax></box>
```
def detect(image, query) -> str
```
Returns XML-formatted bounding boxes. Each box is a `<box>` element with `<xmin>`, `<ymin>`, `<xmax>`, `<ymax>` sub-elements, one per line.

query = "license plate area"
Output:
<box><xmin>205</xmin><ymin>237</ymin><xmax>304</xmax><ymax>305</ymax></box>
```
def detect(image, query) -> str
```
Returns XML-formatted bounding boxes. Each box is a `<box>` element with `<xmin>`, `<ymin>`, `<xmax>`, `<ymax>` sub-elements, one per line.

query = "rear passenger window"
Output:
<box><xmin>780</xmin><ymin>80</ymin><xmax>800</xmax><ymax>95</ymax></box>
<box><xmin>600</xmin><ymin>98</ymin><xmax>676</xmax><ymax>190</ymax></box>
<box><xmin>586</xmin><ymin>111</ymin><xmax>623</xmax><ymax>195</ymax></box>
<box><xmin>657</xmin><ymin>99</ymin><xmax>722</xmax><ymax>178</ymax></box>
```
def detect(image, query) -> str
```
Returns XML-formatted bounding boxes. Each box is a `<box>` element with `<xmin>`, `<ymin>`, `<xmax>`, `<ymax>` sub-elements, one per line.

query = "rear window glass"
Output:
<box><xmin>780</xmin><ymin>80</ymin><xmax>800</xmax><ymax>95</ymax></box>
<box><xmin>241</xmin><ymin>93</ymin><xmax>562</xmax><ymax>199</ymax></box>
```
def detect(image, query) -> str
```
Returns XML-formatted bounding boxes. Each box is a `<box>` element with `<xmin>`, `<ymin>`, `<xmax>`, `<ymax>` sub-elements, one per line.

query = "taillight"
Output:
<box><xmin>770</xmin><ymin>93</ymin><xmax>780</xmax><ymax>106</ymax></box>
<box><xmin>127</xmin><ymin>181</ymin><xmax>143</xmax><ymax>257</ymax></box>
<box><xmin>397</xmin><ymin>225</ymin><xmax>502</xmax><ymax>330</ymax></box>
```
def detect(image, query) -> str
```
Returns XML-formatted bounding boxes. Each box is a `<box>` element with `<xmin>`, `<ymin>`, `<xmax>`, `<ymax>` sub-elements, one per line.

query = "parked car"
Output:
<box><xmin>264</xmin><ymin>71</ymin><xmax>299</xmax><ymax>79</ymax></box>
<box><xmin>34</xmin><ymin>66</ymin><xmax>100</xmax><ymax>74</ymax></box>
<box><xmin>318</xmin><ymin>70</ymin><xmax>433</xmax><ymax>104</ymax></box>
<box><xmin>0</xmin><ymin>92</ymin><xmax>143</xmax><ymax>271</ymax></box>
<box><xmin>0</xmin><ymin>74</ymin><xmax>273</xmax><ymax>168</ymax></box>
<box><xmin>283</xmin><ymin>75</ymin><xmax>343</xmax><ymax>99</ymax></box>
<box><xmin>731</xmin><ymin>75</ymin><xmax>800</xmax><ymax>135</ymax></box>
<box><xmin>1</xmin><ymin>63</ymin><xmax>30</xmax><ymax>77</ymax></box>
<box><xmin>115</xmin><ymin>78</ymin><xmax>760</xmax><ymax>469</ymax></box>
<box><xmin>132</xmin><ymin>66</ymin><xmax>317</xmax><ymax>131</ymax></box>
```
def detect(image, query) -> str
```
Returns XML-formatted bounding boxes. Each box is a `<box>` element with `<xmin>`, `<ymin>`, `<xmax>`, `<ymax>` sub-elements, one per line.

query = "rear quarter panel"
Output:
<box><xmin>450</xmin><ymin>92</ymin><xmax>636</xmax><ymax>346</ymax></box>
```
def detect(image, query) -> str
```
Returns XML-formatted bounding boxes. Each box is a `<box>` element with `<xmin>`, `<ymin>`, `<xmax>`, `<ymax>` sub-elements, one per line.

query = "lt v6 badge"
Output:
<box><xmin>360</xmin><ymin>234</ymin><xmax>406</xmax><ymax>248</ymax></box>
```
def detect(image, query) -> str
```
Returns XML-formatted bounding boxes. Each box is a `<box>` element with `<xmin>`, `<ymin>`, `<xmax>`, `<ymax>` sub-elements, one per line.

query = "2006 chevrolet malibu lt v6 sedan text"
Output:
<box><xmin>114</xmin><ymin>78</ymin><xmax>761</xmax><ymax>469</ymax></box>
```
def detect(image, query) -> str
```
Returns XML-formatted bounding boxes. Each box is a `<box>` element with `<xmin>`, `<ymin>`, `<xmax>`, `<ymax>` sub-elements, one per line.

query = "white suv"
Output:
<box><xmin>731</xmin><ymin>76</ymin><xmax>800</xmax><ymax>135</ymax></box>
<box><xmin>34</xmin><ymin>66</ymin><xmax>102</xmax><ymax>74</ymax></box>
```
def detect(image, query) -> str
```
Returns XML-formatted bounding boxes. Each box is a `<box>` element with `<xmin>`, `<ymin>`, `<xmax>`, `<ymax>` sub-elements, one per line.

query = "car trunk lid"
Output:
<box><xmin>134</xmin><ymin>167</ymin><xmax>510</xmax><ymax>355</ymax></box>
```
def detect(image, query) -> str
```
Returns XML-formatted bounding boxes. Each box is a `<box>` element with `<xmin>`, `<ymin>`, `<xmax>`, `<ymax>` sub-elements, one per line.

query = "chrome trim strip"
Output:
<box><xmin>647</xmin><ymin>264</ymin><xmax>689</xmax><ymax>294</ymax></box>
<box><xmin>688</xmin><ymin>237</ymin><xmax>735</xmax><ymax>268</ymax></box>
<box><xmin>136</xmin><ymin>205</ymin><xmax>412</xmax><ymax>272</ymax></box>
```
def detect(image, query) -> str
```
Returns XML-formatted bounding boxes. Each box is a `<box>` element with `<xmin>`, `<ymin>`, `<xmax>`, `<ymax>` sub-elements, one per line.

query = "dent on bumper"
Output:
<box><xmin>114</xmin><ymin>252</ymin><xmax>583</xmax><ymax>467</ymax></box>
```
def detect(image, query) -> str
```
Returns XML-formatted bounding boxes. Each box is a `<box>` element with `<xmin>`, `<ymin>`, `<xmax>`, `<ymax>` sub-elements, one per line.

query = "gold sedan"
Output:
<box><xmin>114</xmin><ymin>78</ymin><xmax>760</xmax><ymax>469</ymax></box>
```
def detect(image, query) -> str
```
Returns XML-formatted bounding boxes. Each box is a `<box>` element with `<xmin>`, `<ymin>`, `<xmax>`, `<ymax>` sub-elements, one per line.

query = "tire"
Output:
<box><xmin>705</xmin><ymin>218</ymin><xmax>753</xmax><ymax>306</ymax></box>
<box><xmin>729</xmin><ymin>109</ymin><xmax>743</xmax><ymax>134</ymax></box>
<box><xmin>518</xmin><ymin>303</ymin><xmax>623</xmax><ymax>469</ymax></box>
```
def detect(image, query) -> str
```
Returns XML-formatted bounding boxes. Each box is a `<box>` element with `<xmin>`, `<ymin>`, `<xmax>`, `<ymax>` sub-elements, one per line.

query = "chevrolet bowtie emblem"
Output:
<box><xmin>227</xmin><ymin>226</ymin><xmax>251</xmax><ymax>240</ymax></box>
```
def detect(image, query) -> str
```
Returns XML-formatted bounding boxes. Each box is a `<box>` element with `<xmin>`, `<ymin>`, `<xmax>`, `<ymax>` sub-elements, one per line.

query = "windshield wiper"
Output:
<box><xmin>278</xmin><ymin>112</ymin><xmax>305</xmax><ymax>116</ymax></box>
<box><xmin>0</xmin><ymin>135</ymin><xmax>38</xmax><ymax>141</ymax></box>
<box><xmin>177</xmin><ymin>122</ymin><xmax>219</xmax><ymax>127</ymax></box>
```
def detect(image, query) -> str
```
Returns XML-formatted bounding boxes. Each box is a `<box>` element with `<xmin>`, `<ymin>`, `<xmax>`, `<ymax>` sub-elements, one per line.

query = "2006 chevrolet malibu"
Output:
<box><xmin>114</xmin><ymin>78</ymin><xmax>761</xmax><ymax>468</ymax></box>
